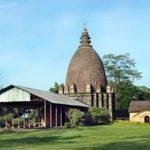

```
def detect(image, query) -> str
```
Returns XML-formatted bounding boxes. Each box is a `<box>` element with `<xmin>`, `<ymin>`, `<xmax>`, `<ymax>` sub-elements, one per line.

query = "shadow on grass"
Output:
<box><xmin>75</xmin><ymin>136</ymin><xmax>150</xmax><ymax>150</ymax></box>
<box><xmin>0</xmin><ymin>135</ymin><xmax>81</xmax><ymax>148</ymax></box>
<box><xmin>0</xmin><ymin>134</ymin><xmax>150</xmax><ymax>150</ymax></box>
<box><xmin>93</xmin><ymin>140</ymin><xmax>150</xmax><ymax>150</ymax></box>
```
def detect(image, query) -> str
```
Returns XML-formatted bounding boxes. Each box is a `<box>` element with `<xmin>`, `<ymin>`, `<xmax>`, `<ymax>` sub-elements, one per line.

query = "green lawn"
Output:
<box><xmin>0</xmin><ymin>122</ymin><xmax>150</xmax><ymax>150</ymax></box>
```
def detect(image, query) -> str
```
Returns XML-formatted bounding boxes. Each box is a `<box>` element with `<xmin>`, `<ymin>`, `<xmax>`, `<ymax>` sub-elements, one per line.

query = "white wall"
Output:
<box><xmin>0</xmin><ymin>88</ymin><xmax>30</xmax><ymax>102</ymax></box>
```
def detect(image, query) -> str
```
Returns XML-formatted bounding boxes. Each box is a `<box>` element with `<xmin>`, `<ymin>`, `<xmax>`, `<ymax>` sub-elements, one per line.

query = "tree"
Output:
<box><xmin>117</xmin><ymin>81</ymin><xmax>139</xmax><ymax>109</ymax></box>
<box><xmin>137</xmin><ymin>86</ymin><xmax>150</xmax><ymax>93</ymax></box>
<box><xmin>135</xmin><ymin>86</ymin><xmax>150</xmax><ymax>100</ymax></box>
<box><xmin>102</xmin><ymin>53</ymin><xmax>142</xmax><ymax>110</ymax></box>
<box><xmin>102</xmin><ymin>53</ymin><xmax>142</xmax><ymax>90</ymax></box>
<box><xmin>49</xmin><ymin>82</ymin><xmax>59</xmax><ymax>93</ymax></box>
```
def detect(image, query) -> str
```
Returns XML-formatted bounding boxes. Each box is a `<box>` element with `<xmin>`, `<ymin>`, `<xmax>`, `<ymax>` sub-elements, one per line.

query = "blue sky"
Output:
<box><xmin>0</xmin><ymin>0</ymin><xmax>150</xmax><ymax>90</ymax></box>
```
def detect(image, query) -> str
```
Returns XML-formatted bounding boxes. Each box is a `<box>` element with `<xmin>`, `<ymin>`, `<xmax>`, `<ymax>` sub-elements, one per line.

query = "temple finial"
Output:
<box><xmin>80</xmin><ymin>25</ymin><xmax>91</xmax><ymax>47</ymax></box>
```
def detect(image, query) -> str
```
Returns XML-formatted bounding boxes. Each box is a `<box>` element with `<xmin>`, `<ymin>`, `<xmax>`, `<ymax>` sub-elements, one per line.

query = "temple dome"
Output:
<box><xmin>66</xmin><ymin>27</ymin><xmax>107</xmax><ymax>93</ymax></box>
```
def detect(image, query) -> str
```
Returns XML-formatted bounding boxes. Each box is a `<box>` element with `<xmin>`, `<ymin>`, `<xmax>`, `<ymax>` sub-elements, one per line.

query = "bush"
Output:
<box><xmin>63</xmin><ymin>122</ymin><xmax>71</xmax><ymax>129</ymax></box>
<box><xmin>68</xmin><ymin>109</ymin><xmax>84</xmax><ymax>128</ymax></box>
<box><xmin>0</xmin><ymin>113</ymin><xmax>13</xmax><ymax>128</ymax></box>
<box><xmin>88</xmin><ymin>107</ymin><xmax>110</xmax><ymax>125</ymax></box>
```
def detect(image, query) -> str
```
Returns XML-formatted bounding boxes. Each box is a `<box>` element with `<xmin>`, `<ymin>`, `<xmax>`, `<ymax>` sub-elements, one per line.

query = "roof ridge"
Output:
<box><xmin>14</xmin><ymin>85</ymin><xmax>52</xmax><ymax>93</ymax></box>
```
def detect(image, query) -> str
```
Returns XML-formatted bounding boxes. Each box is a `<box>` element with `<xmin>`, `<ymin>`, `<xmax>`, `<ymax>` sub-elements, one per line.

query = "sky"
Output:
<box><xmin>0</xmin><ymin>0</ymin><xmax>150</xmax><ymax>90</ymax></box>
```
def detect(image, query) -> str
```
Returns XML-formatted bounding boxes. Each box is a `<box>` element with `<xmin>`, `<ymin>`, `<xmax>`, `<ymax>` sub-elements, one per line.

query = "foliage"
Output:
<box><xmin>116</xmin><ymin>82</ymin><xmax>150</xmax><ymax>110</ymax></box>
<box><xmin>102</xmin><ymin>53</ymin><xmax>142</xmax><ymax>110</ymax></box>
<box><xmin>0</xmin><ymin>112</ymin><xmax>13</xmax><ymax>128</ymax></box>
<box><xmin>136</xmin><ymin>86</ymin><xmax>150</xmax><ymax>100</ymax></box>
<box><xmin>137</xmin><ymin>86</ymin><xmax>150</xmax><ymax>93</ymax></box>
<box><xmin>68</xmin><ymin>109</ymin><xmax>84</xmax><ymax>128</ymax></box>
<box><xmin>102</xmin><ymin>53</ymin><xmax>142</xmax><ymax>86</ymax></box>
<box><xmin>0</xmin><ymin>113</ymin><xmax>13</xmax><ymax>122</ymax></box>
<box><xmin>12</xmin><ymin>118</ymin><xmax>25</xmax><ymax>128</ymax></box>
<box><xmin>88</xmin><ymin>107</ymin><xmax>110</xmax><ymax>125</ymax></box>
<box><xmin>89</xmin><ymin>107</ymin><xmax>109</xmax><ymax>117</ymax></box>
<box><xmin>0</xmin><ymin>107</ymin><xmax>39</xmax><ymax>128</ymax></box>
<box><xmin>116</xmin><ymin>81</ymin><xmax>138</xmax><ymax>109</ymax></box>
<box><xmin>49</xmin><ymin>82</ymin><xmax>59</xmax><ymax>93</ymax></box>
<box><xmin>63</xmin><ymin>122</ymin><xmax>71</xmax><ymax>129</ymax></box>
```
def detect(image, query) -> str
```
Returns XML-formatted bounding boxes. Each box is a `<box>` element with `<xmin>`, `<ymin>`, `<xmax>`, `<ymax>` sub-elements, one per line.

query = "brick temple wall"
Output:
<box><xmin>64</xmin><ymin>92</ymin><xmax>115</xmax><ymax>120</ymax></box>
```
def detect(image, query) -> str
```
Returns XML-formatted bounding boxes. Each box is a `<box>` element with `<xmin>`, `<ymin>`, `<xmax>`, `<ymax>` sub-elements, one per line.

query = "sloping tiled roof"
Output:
<box><xmin>0</xmin><ymin>85</ymin><xmax>89</xmax><ymax>108</ymax></box>
<box><xmin>128</xmin><ymin>101</ymin><xmax>150</xmax><ymax>112</ymax></box>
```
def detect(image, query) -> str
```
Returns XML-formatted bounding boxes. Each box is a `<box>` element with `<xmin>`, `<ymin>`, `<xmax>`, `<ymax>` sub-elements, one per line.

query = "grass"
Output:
<box><xmin>0</xmin><ymin>121</ymin><xmax>150</xmax><ymax>150</ymax></box>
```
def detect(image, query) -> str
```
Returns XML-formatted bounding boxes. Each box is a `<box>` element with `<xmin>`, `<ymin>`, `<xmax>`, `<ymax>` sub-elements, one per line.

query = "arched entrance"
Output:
<box><xmin>144</xmin><ymin>116</ymin><xmax>150</xmax><ymax>123</ymax></box>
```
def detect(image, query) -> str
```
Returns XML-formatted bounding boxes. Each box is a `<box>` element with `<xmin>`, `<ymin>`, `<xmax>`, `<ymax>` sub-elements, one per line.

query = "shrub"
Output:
<box><xmin>0</xmin><ymin>113</ymin><xmax>13</xmax><ymax>128</ymax></box>
<box><xmin>63</xmin><ymin>122</ymin><xmax>71</xmax><ymax>129</ymax></box>
<box><xmin>88</xmin><ymin>107</ymin><xmax>110</xmax><ymax>125</ymax></box>
<box><xmin>68</xmin><ymin>109</ymin><xmax>84</xmax><ymax>128</ymax></box>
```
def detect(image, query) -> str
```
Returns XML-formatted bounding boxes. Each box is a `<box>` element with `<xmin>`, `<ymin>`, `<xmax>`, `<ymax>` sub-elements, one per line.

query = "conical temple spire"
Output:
<box><xmin>80</xmin><ymin>27</ymin><xmax>91</xmax><ymax>47</ymax></box>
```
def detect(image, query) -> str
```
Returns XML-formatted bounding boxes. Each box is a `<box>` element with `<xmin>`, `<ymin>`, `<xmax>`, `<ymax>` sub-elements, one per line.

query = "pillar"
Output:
<box><xmin>98</xmin><ymin>93</ymin><xmax>103</xmax><ymax>107</ymax></box>
<box><xmin>103</xmin><ymin>93</ymin><xmax>108</xmax><ymax>108</ymax></box>
<box><xmin>60</xmin><ymin>106</ymin><xmax>63</xmax><ymax>127</ymax></box>
<box><xmin>49</xmin><ymin>103</ymin><xmax>52</xmax><ymax>127</ymax></box>
<box><xmin>17</xmin><ymin>108</ymin><xmax>20</xmax><ymax>128</ymax></box>
<box><xmin>108</xmin><ymin>93</ymin><xmax>115</xmax><ymax>120</ymax></box>
<box><xmin>44</xmin><ymin>100</ymin><xmax>47</xmax><ymax>128</ymax></box>
<box><xmin>4</xmin><ymin>107</ymin><xmax>7</xmax><ymax>128</ymax></box>
<box><xmin>55</xmin><ymin>105</ymin><xmax>58</xmax><ymax>127</ymax></box>
<box><xmin>93</xmin><ymin>93</ymin><xmax>97</xmax><ymax>107</ymax></box>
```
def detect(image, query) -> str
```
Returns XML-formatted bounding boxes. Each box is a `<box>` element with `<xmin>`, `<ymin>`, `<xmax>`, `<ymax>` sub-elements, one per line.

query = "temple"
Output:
<box><xmin>59</xmin><ymin>27</ymin><xmax>116</xmax><ymax>119</ymax></box>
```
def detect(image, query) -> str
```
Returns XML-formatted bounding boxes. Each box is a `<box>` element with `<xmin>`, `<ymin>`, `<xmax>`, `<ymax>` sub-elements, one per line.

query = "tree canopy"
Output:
<box><xmin>102</xmin><ymin>53</ymin><xmax>144</xmax><ymax>110</ymax></box>
<box><xmin>102</xmin><ymin>53</ymin><xmax>142</xmax><ymax>89</ymax></box>
<box><xmin>49</xmin><ymin>82</ymin><xmax>59</xmax><ymax>93</ymax></box>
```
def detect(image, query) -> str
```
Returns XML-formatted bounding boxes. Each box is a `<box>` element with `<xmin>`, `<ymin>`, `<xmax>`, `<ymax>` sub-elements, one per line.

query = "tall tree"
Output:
<box><xmin>102</xmin><ymin>53</ymin><xmax>142</xmax><ymax>90</ymax></box>
<box><xmin>102</xmin><ymin>53</ymin><xmax>142</xmax><ymax>110</ymax></box>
